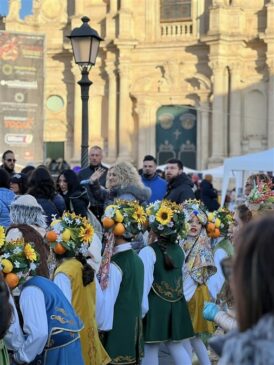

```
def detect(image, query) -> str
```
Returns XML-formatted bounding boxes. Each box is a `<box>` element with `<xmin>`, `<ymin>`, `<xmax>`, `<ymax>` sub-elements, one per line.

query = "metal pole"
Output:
<box><xmin>78</xmin><ymin>66</ymin><xmax>92</xmax><ymax>168</ymax></box>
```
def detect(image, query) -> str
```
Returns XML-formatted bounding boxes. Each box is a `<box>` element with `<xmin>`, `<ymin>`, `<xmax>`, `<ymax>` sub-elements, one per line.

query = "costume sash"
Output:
<box><xmin>98</xmin><ymin>232</ymin><xmax>115</xmax><ymax>290</ymax></box>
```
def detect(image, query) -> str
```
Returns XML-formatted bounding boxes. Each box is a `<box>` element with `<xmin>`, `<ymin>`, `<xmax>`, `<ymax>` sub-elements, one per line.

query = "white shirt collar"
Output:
<box><xmin>113</xmin><ymin>242</ymin><xmax>132</xmax><ymax>255</ymax></box>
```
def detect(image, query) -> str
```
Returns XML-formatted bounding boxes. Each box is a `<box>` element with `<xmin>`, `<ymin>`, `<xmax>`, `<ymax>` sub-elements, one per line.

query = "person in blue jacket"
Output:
<box><xmin>141</xmin><ymin>155</ymin><xmax>167</xmax><ymax>203</ymax></box>
<box><xmin>0</xmin><ymin>169</ymin><xmax>15</xmax><ymax>228</ymax></box>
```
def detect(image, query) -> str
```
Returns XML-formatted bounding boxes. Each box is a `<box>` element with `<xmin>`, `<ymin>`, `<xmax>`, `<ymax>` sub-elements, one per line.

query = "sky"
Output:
<box><xmin>0</xmin><ymin>0</ymin><xmax>33</xmax><ymax>20</ymax></box>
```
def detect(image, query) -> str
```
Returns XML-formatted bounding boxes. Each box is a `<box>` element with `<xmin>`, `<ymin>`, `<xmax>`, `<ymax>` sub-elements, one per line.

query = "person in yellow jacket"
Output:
<box><xmin>47</xmin><ymin>212</ymin><xmax>110</xmax><ymax>365</ymax></box>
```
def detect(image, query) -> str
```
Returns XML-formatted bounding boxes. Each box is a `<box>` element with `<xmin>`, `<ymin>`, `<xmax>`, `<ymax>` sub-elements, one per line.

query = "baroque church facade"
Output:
<box><xmin>2</xmin><ymin>0</ymin><xmax>274</xmax><ymax>168</ymax></box>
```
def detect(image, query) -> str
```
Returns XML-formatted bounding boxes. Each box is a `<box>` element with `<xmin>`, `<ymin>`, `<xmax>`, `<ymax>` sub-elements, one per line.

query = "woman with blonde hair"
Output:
<box><xmin>87</xmin><ymin>161</ymin><xmax>151</xmax><ymax>206</ymax></box>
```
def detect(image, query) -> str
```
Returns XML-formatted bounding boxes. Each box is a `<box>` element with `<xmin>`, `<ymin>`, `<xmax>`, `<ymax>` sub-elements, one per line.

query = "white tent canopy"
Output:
<box><xmin>221</xmin><ymin>148</ymin><xmax>274</xmax><ymax>206</ymax></box>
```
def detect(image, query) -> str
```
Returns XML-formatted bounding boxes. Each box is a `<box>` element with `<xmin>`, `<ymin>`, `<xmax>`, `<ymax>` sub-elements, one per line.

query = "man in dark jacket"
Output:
<box><xmin>1</xmin><ymin>150</ymin><xmax>16</xmax><ymax>177</ymax></box>
<box><xmin>78</xmin><ymin>146</ymin><xmax>108</xmax><ymax>219</ymax></box>
<box><xmin>200</xmin><ymin>174</ymin><xmax>220</xmax><ymax>212</ymax></box>
<box><xmin>164</xmin><ymin>159</ymin><xmax>195</xmax><ymax>204</ymax></box>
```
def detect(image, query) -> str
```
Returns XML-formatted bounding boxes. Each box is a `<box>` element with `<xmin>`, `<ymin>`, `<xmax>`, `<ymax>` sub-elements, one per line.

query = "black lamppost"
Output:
<box><xmin>68</xmin><ymin>16</ymin><xmax>103</xmax><ymax>168</ymax></box>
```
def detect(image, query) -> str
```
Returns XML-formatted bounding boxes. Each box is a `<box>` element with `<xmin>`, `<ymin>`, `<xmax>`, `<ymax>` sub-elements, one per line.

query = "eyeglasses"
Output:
<box><xmin>5</xmin><ymin>159</ymin><xmax>16</xmax><ymax>162</ymax></box>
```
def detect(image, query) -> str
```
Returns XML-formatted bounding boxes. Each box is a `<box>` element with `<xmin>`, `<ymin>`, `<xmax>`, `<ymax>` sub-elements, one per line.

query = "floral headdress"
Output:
<box><xmin>102</xmin><ymin>200</ymin><xmax>147</xmax><ymax>238</ymax></box>
<box><xmin>181</xmin><ymin>199</ymin><xmax>208</xmax><ymax>226</ymax></box>
<box><xmin>246</xmin><ymin>180</ymin><xmax>274</xmax><ymax>214</ymax></box>
<box><xmin>207</xmin><ymin>208</ymin><xmax>233</xmax><ymax>238</ymax></box>
<box><xmin>146</xmin><ymin>200</ymin><xmax>188</xmax><ymax>241</ymax></box>
<box><xmin>0</xmin><ymin>226</ymin><xmax>40</xmax><ymax>289</ymax></box>
<box><xmin>46</xmin><ymin>212</ymin><xmax>94</xmax><ymax>257</ymax></box>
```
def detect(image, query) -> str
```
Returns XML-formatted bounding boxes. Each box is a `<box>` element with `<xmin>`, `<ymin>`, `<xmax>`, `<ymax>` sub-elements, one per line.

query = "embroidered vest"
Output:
<box><xmin>104</xmin><ymin>249</ymin><xmax>144</xmax><ymax>364</ymax></box>
<box><xmin>151</xmin><ymin>242</ymin><xmax>184</xmax><ymax>302</ymax></box>
<box><xmin>23</xmin><ymin>276</ymin><xmax>83</xmax><ymax>350</ymax></box>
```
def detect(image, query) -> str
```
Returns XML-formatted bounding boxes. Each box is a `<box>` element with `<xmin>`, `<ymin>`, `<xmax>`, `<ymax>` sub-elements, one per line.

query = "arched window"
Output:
<box><xmin>160</xmin><ymin>0</ymin><xmax>192</xmax><ymax>22</ymax></box>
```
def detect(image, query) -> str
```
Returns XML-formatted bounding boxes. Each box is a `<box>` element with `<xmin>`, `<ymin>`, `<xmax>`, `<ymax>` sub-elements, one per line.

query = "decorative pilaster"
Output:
<box><xmin>229</xmin><ymin>64</ymin><xmax>242</xmax><ymax>156</ymax></box>
<box><xmin>267</xmin><ymin>60</ymin><xmax>274</xmax><ymax>148</ymax></box>
<box><xmin>117</xmin><ymin>61</ymin><xmax>132</xmax><ymax>161</ymax></box>
<box><xmin>105</xmin><ymin>63</ymin><xmax>117</xmax><ymax>162</ymax></box>
<box><xmin>199</xmin><ymin>99</ymin><xmax>210</xmax><ymax>169</ymax></box>
<box><xmin>208</xmin><ymin>61</ymin><xmax>225</xmax><ymax>165</ymax></box>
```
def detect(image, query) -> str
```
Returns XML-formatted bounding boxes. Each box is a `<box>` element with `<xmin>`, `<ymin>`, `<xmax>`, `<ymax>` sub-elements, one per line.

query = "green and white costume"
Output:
<box><xmin>98</xmin><ymin>243</ymin><xmax>144</xmax><ymax>364</ymax></box>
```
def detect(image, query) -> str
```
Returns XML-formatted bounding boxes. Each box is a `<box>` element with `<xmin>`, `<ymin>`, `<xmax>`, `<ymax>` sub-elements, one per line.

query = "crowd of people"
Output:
<box><xmin>0</xmin><ymin>147</ymin><xmax>274</xmax><ymax>365</ymax></box>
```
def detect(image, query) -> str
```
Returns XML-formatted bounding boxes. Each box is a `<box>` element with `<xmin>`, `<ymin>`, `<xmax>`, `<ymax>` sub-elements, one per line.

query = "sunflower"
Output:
<box><xmin>132</xmin><ymin>206</ymin><xmax>147</xmax><ymax>224</ymax></box>
<box><xmin>0</xmin><ymin>226</ymin><xmax>5</xmax><ymax>248</ymax></box>
<box><xmin>79</xmin><ymin>223</ymin><xmax>94</xmax><ymax>243</ymax></box>
<box><xmin>24</xmin><ymin>243</ymin><xmax>37</xmax><ymax>262</ymax></box>
<box><xmin>155</xmin><ymin>206</ymin><xmax>173</xmax><ymax>225</ymax></box>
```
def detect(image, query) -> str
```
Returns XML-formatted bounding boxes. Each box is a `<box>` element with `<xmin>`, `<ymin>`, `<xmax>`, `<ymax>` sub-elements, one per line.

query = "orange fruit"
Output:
<box><xmin>113</xmin><ymin>223</ymin><xmax>126</xmax><ymax>236</ymax></box>
<box><xmin>53</xmin><ymin>243</ymin><xmax>67</xmax><ymax>255</ymax></box>
<box><xmin>213</xmin><ymin>228</ymin><xmax>221</xmax><ymax>238</ymax></box>
<box><xmin>102</xmin><ymin>217</ymin><xmax>115</xmax><ymax>229</ymax></box>
<box><xmin>46</xmin><ymin>230</ymin><xmax>58</xmax><ymax>242</ymax></box>
<box><xmin>5</xmin><ymin>272</ymin><xmax>20</xmax><ymax>289</ymax></box>
<box><xmin>207</xmin><ymin>222</ymin><xmax>215</xmax><ymax>232</ymax></box>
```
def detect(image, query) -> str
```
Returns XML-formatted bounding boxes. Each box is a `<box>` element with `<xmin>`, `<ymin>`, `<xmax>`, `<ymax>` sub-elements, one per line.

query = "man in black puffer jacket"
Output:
<box><xmin>164</xmin><ymin>159</ymin><xmax>195</xmax><ymax>204</ymax></box>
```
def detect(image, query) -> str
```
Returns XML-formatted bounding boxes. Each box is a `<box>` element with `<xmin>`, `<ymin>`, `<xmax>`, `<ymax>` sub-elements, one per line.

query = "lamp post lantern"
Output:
<box><xmin>68</xmin><ymin>16</ymin><xmax>103</xmax><ymax>168</ymax></box>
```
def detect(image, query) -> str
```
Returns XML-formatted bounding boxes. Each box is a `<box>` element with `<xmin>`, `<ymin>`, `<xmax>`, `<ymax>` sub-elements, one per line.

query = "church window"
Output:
<box><xmin>160</xmin><ymin>0</ymin><xmax>192</xmax><ymax>22</ymax></box>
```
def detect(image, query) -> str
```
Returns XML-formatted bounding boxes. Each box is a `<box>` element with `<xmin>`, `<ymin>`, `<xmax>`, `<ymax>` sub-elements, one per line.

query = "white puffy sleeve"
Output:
<box><xmin>4</xmin><ymin>293</ymin><xmax>24</xmax><ymax>351</ymax></box>
<box><xmin>13</xmin><ymin>286</ymin><xmax>48</xmax><ymax>364</ymax></box>
<box><xmin>53</xmin><ymin>272</ymin><xmax>72</xmax><ymax>303</ymax></box>
<box><xmin>138</xmin><ymin>246</ymin><xmax>156</xmax><ymax>318</ymax></box>
<box><xmin>96</xmin><ymin>263</ymin><xmax>122</xmax><ymax>331</ymax></box>
<box><xmin>207</xmin><ymin>248</ymin><xmax>227</xmax><ymax>300</ymax></box>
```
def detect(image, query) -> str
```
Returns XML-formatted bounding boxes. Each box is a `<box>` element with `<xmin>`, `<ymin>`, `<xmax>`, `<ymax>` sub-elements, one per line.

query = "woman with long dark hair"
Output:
<box><xmin>27</xmin><ymin>167</ymin><xmax>65</xmax><ymax>225</ymax></box>
<box><xmin>56</xmin><ymin>169</ymin><xmax>89</xmax><ymax>217</ymax></box>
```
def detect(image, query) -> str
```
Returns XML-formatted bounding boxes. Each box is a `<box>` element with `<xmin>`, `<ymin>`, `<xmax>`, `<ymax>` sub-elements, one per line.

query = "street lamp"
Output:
<box><xmin>68</xmin><ymin>16</ymin><xmax>103</xmax><ymax>168</ymax></box>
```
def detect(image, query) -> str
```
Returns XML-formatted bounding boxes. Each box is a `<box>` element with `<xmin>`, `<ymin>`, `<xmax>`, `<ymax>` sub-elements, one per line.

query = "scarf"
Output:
<box><xmin>219</xmin><ymin>314</ymin><xmax>274</xmax><ymax>365</ymax></box>
<box><xmin>182</xmin><ymin>227</ymin><xmax>216</xmax><ymax>284</ymax></box>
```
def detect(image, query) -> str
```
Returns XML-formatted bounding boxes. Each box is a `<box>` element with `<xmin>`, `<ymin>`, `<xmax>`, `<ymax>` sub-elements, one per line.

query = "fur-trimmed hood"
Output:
<box><xmin>115</xmin><ymin>184</ymin><xmax>151</xmax><ymax>204</ymax></box>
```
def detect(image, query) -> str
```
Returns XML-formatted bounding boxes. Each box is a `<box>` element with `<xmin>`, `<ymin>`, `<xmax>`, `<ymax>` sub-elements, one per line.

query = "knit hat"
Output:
<box><xmin>10</xmin><ymin>173</ymin><xmax>26</xmax><ymax>184</ymax></box>
<box><xmin>182</xmin><ymin>199</ymin><xmax>208</xmax><ymax>226</ymax></box>
<box><xmin>10</xmin><ymin>195</ymin><xmax>47</xmax><ymax>229</ymax></box>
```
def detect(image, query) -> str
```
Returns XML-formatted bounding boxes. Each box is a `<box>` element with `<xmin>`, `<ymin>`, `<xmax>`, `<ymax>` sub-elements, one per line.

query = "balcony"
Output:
<box><xmin>160</xmin><ymin>20</ymin><xmax>193</xmax><ymax>39</ymax></box>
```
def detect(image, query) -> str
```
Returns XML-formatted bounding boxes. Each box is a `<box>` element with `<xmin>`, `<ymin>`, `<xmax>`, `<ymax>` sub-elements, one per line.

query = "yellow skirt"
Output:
<box><xmin>188</xmin><ymin>284</ymin><xmax>215</xmax><ymax>335</ymax></box>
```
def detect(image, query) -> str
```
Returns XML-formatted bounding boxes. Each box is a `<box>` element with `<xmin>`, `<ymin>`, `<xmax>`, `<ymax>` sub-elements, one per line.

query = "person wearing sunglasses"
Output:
<box><xmin>1</xmin><ymin>150</ymin><xmax>16</xmax><ymax>177</ymax></box>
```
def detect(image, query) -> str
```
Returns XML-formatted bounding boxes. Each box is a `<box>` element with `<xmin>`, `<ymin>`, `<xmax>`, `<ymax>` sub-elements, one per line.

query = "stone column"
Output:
<box><xmin>209</xmin><ymin>61</ymin><xmax>225</xmax><ymax>165</ymax></box>
<box><xmin>229</xmin><ymin>64</ymin><xmax>242</xmax><ymax>156</ymax></box>
<box><xmin>106</xmin><ymin>63</ymin><xmax>117</xmax><ymax>162</ymax></box>
<box><xmin>267</xmin><ymin>60</ymin><xmax>274</xmax><ymax>148</ymax></box>
<box><xmin>136</xmin><ymin>99</ymin><xmax>157</xmax><ymax>167</ymax></box>
<box><xmin>89</xmin><ymin>77</ymin><xmax>104</xmax><ymax>147</ymax></box>
<box><xmin>117</xmin><ymin>61</ymin><xmax>132</xmax><ymax>161</ymax></box>
<box><xmin>200</xmin><ymin>99</ymin><xmax>210</xmax><ymax>169</ymax></box>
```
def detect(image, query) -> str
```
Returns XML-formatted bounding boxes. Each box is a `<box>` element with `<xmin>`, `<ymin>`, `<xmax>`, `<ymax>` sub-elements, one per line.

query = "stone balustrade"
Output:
<box><xmin>160</xmin><ymin>21</ymin><xmax>193</xmax><ymax>38</ymax></box>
